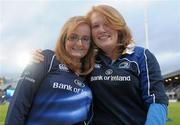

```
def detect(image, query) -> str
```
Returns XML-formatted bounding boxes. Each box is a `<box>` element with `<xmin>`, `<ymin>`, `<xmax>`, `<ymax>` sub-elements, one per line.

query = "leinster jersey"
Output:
<box><xmin>5</xmin><ymin>50</ymin><xmax>92</xmax><ymax>125</ymax></box>
<box><xmin>89</xmin><ymin>46</ymin><xmax>168</xmax><ymax>125</ymax></box>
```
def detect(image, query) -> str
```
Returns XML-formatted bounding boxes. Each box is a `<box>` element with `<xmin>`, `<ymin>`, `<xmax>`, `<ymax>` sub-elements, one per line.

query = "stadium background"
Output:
<box><xmin>0</xmin><ymin>0</ymin><xmax>180</xmax><ymax>125</ymax></box>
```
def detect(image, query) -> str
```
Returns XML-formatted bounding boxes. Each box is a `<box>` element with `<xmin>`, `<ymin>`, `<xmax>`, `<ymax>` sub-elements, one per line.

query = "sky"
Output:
<box><xmin>0</xmin><ymin>0</ymin><xmax>180</xmax><ymax>79</ymax></box>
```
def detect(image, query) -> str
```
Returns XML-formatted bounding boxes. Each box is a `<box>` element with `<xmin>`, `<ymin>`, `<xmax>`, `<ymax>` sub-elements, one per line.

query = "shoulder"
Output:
<box><xmin>133</xmin><ymin>46</ymin><xmax>159</xmax><ymax>66</ymax></box>
<box><xmin>41</xmin><ymin>49</ymin><xmax>58</xmax><ymax>68</ymax></box>
<box><xmin>133</xmin><ymin>46</ymin><xmax>145</xmax><ymax>55</ymax></box>
<box><xmin>42</xmin><ymin>49</ymin><xmax>56</xmax><ymax>61</ymax></box>
<box><xmin>134</xmin><ymin>46</ymin><xmax>154</xmax><ymax>55</ymax></box>
<box><xmin>42</xmin><ymin>49</ymin><xmax>55</xmax><ymax>57</ymax></box>
<box><xmin>125</xmin><ymin>46</ymin><xmax>146</xmax><ymax>61</ymax></box>
<box><xmin>133</xmin><ymin>46</ymin><xmax>155</xmax><ymax>59</ymax></box>
<box><xmin>124</xmin><ymin>44</ymin><xmax>146</xmax><ymax>57</ymax></box>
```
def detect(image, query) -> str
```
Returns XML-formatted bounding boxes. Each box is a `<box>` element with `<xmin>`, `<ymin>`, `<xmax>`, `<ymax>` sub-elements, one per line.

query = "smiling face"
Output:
<box><xmin>90</xmin><ymin>12</ymin><xmax>118</xmax><ymax>53</ymax></box>
<box><xmin>65</xmin><ymin>23</ymin><xmax>91</xmax><ymax>61</ymax></box>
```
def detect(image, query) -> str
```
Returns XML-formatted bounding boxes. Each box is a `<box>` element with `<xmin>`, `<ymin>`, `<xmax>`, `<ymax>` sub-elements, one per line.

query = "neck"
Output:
<box><xmin>102</xmin><ymin>47</ymin><xmax>119</xmax><ymax>60</ymax></box>
<box><xmin>72</xmin><ymin>57</ymin><xmax>81</xmax><ymax>63</ymax></box>
<box><xmin>106</xmin><ymin>52</ymin><xmax>119</xmax><ymax>60</ymax></box>
<box><xmin>70</xmin><ymin>57</ymin><xmax>82</xmax><ymax>72</ymax></box>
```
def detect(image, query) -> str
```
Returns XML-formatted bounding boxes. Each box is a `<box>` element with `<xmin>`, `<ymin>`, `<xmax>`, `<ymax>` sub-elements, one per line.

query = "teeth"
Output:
<box><xmin>98</xmin><ymin>35</ymin><xmax>110</xmax><ymax>40</ymax></box>
<box><xmin>72</xmin><ymin>48</ymin><xmax>83</xmax><ymax>51</ymax></box>
<box><xmin>98</xmin><ymin>34</ymin><xmax>110</xmax><ymax>39</ymax></box>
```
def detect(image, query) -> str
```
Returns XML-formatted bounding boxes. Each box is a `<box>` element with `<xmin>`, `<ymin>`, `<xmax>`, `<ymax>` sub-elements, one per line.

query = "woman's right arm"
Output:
<box><xmin>5</xmin><ymin>50</ymin><xmax>53</xmax><ymax>125</ymax></box>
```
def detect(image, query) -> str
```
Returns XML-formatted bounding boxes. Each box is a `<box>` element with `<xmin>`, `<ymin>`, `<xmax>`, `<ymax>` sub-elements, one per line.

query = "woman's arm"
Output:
<box><xmin>138</xmin><ymin>49</ymin><xmax>168</xmax><ymax>124</ymax></box>
<box><xmin>5</xmin><ymin>50</ymin><xmax>54</xmax><ymax>125</ymax></box>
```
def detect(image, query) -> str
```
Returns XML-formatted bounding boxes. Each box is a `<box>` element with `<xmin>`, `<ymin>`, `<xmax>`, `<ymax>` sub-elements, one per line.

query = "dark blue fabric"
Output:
<box><xmin>5</xmin><ymin>50</ymin><xmax>92</xmax><ymax>125</ymax></box>
<box><xmin>89</xmin><ymin>46</ymin><xmax>168</xmax><ymax>125</ymax></box>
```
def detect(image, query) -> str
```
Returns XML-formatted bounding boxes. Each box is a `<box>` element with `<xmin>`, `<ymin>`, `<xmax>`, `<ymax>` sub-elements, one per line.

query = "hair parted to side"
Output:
<box><xmin>55</xmin><ymin>16</ymin><xmax>95</xmax><ymax>75</ymax></box>
<box><xmin>86</xmin><ymin>4</ymin><xmax>134</xmax><ymax>57</ymax></box>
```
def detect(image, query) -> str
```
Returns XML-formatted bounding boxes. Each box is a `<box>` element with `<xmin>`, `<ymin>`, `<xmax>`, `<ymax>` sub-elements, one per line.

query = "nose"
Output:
<box><xmin>76</xmin><ymin>39</ymin><xmax>83</xmax><ymax>47</ymax></box>
<box><xmin>99</xmin><ymin>25</ymin><xmax>106</xmax><ymax>33</ymax></box>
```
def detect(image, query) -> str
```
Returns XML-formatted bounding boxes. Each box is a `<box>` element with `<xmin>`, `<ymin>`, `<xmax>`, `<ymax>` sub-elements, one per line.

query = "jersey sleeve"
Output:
<box><xmin>139</xmin><ymin>49</ymin><xmax>168</xmax><ymax>106</ymax></box>
<box><xmin>5</xmin><ymin>50</ymin><xmax>54</xmax><ymax>125</ymax></box>
<box><xmin>145</xmin><ymin>103</ymin><xmax>167</xmax><ymax>125</ymax></box>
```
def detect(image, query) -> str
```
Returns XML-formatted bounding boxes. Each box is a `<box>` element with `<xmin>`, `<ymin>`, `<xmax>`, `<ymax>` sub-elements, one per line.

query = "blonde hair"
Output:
<box><xmin>86</xmin><ymin>4</ymin><xmax>133</xmax><ymax>57</ymax></box>
<box><xmin>55</xmin><ymin>16</ymin><xmax>95</xmax><ymax>75</ymax></box>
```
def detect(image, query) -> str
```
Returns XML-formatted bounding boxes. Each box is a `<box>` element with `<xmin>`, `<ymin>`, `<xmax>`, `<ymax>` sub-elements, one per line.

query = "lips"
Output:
<box><xmin>97</xmin><ymin>34</ymin><xmax>111</xmax><ymax>40</ymax></box>
<box><xmin>72</xmin><ymin>48</ymin><xmax>84</xmax><ymax>51</ymax></box>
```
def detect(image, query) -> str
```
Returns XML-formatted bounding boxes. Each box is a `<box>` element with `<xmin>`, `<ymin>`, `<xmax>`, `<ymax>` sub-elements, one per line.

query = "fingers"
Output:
<box><xmin>36</xmin><ymin>49</ymin><xmax>42</xmax><ymax>53</ymax></box>
<box><xmin>31</xmin><ymin>49</ymin><xmax>44</xmax><ymax>63</ymax></box>
<box><xmin>36</xmin><ymin>49</ymin><xmax>44</xmax><ymax>61</ymax></box>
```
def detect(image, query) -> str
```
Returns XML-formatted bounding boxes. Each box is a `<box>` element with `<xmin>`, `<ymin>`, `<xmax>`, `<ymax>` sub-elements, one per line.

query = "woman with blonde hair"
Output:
<box><xmin>31</xmin><ymin>4</ymin><xmax>168</xmax><ymax>125</ymax></box>
<box><xmin>5</xmin><ymin>16</ymin><xmax>95</xmax><ymax>125</ymax></box>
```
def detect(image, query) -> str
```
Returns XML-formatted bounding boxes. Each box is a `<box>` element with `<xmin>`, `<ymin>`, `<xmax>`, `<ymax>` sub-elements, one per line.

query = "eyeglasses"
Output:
<box><xmin>67</xmin><ymin>34</ymin><xmax>90</xmax><ymax>44</ymax></box>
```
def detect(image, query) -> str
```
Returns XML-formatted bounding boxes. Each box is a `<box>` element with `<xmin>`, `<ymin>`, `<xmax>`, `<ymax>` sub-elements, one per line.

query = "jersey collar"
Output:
<box><xmin>122</xmin><ymin>42</ymin><xmax>135</xmax><ymax>55</ymax></box>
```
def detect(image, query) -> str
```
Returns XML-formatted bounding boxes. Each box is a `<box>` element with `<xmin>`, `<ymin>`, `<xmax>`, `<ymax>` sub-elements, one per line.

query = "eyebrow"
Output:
<box><xmin>91</xmin><ymin>22</ymin><xmax>99</xmax><ymax>25</ymax></box>
<box><xmin>70</xmin><ymin>33</ymin><xmax>90</xmax><ymax>37</ymax></box>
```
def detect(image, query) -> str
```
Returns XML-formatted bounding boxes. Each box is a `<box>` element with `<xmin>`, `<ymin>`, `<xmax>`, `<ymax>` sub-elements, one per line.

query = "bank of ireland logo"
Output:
<box><xmin>105</xmin><ymin>69</ymin><xmax>113</xmax><ymax>75</ymax></box>
<box><xmin>74</xmin><ymin>79</ymin><xmax>85</xmax><ymax>87</ymax></box>
<box><xmin>119</xmin><ymin>61</ymin><xmax>130</xmax><ymax>69</ymax></box>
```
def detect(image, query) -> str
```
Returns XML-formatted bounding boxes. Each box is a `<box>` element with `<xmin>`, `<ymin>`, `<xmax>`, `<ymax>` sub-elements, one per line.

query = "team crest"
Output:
<box><xmin>59</xmin><ymin>64</ymin><xmax>69</xmax><ymax>72</ymax></box>
<box><xmin>74</xmin><ymin>79</ymin><xmax>85</xmax><ymax>87</ymax></box>
<box><xmin>119</xmin><ymin>61</ymin><xmax>130</xmax><ymax>69</ymax></box>
<box><xmin>105</xmin><ymin>69</ymin><xmax>113</xmax><ymax>75</ymax></box>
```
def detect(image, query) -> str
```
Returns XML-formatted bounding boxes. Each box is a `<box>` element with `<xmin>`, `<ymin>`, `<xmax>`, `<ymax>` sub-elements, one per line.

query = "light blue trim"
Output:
<box><xmin>145</xmin><ymin>103</ymin><xmax>167</xmax><ymax>125</ymax></box>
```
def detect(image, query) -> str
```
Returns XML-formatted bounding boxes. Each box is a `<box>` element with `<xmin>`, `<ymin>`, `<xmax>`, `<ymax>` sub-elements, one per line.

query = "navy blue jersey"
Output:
<box><xmin>5</xmin><ymin>50</ymin><xmax>92</xmax><ymax>125</ymax></box>
<box><xmin>89</xmin><ymin>46</ymin><xmax>168</xmax><ymax>125</ymax></box>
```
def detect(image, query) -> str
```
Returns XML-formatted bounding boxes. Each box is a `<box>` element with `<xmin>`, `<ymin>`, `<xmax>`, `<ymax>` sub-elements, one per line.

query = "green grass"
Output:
<box><xmin>0</xmin><ymin>102</ymin><xmax>180</xmax><ymax>125</ymax></box>
<box><xmin>0</xmin><ymin>103</ymin><xmax>8</xmax><ymax>125</ymax></box>
<box><xmin>166</xmin><ymin>102</ymin><xmax>180</xmax><ymax>125</ymax></box>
